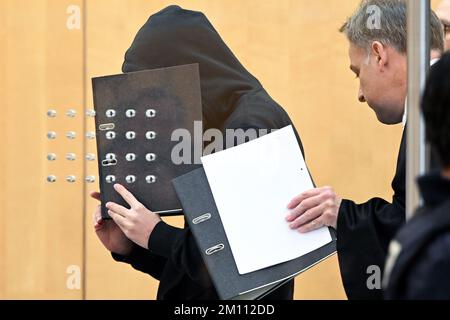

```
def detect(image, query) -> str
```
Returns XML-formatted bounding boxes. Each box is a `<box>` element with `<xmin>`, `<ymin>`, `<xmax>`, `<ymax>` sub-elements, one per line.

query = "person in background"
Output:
<box><xmin>285</xmin><ymin>0</ymin><xmax>444</xmax><ymax>299</ymax></box>
<box><xmin>436</xmin><ymin>0</ymin><xmax>450</xmax><ymax>51</ymax></box>
<box><xmin>384</xmin><ymin>52</ymin><xmax>450</xmax><ymax>299</ymax></box>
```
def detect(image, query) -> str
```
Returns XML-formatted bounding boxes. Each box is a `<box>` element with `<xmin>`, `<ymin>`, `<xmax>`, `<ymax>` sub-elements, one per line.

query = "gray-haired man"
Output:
<box><xmin>285</xmin><ymin>0</ymin><xmax>444</xmax><ymax>299</ymax></box>
<box><xmin>436</xmin><ymin>0</ymin><xmax>450</xmax><ymax>51</ymax></box>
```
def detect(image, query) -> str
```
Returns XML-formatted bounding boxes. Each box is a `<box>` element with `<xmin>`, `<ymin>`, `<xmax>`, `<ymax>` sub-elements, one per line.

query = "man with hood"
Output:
<box><xmin>91</xmin><ymin>5</ymin><xmax>305</xmax><ymax>300</ymax></box>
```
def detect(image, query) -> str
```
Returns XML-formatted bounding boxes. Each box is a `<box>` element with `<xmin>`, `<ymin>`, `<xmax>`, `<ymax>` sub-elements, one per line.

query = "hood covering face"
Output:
<box><xmin>123</xmin><ymin>5</ymin><xmax>303</xmax><ymax>155</ymax></box>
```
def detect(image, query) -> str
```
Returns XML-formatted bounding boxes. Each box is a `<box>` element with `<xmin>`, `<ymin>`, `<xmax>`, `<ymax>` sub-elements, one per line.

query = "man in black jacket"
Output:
<box><xmin>285</xmin><ymin>0</ymin><xmax>444</xmax><ymax>299</ymax></box>
<box><xmin>383</xmin><ymin>52</ymin><xmax>450</xmax><ymax>300</ymax></box>
<box><xmin>91</xmin><ymin>5</ymin><xmax>304</xmax><ymax>300</ymax></box>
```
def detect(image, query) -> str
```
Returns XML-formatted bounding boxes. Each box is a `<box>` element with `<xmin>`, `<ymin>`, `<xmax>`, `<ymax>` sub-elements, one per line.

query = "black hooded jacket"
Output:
<box><xmin>112</xmin><ymin>5</ymin><xmax>304</xmax><ymax>300</ymax></box>
<box><xmin>384</xmin><ymin>172</ymin><xmax>450</xmax><ymax>299</ymax></box>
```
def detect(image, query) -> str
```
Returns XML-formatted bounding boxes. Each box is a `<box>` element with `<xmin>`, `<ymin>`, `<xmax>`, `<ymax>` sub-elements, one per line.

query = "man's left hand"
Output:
<box><xmin>106</xmin><ymin>183</ymin><xmax>162</xmax><ymax>249</ymax></box>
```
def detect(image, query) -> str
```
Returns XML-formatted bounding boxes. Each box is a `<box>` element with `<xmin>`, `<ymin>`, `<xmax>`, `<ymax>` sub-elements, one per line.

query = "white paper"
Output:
<box><xmin>201</xmin><ymin>125</ymin><xmax>332</xmax><ymax>275</ymax></box>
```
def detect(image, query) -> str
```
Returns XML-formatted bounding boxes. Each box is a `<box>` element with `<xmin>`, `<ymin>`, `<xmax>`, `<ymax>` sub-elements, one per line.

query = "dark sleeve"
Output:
<box><xmin>147</xmin><ymin>220</ymin><xmax>217</xmax><ymax>299</ymax></box>
<box><xmin>402</xmin><ymin>234</ymin><xmax>450</xmax><ymax>300</ymax></box>
<box><xmin>111</xmin><ymin>220</ymin><xmax>214</xmax><ymax>299</ymax></box>
<box><xmin>111</xmin><ymin>241</ymin><xmax>168</xmax><ymax>281</ymax></box>
<box><xmin>337</xmin><ymin>197</ymin><xmax>405</xmax><ymax>299</ymax></box>
<box><xmin>336</xmin><ymin>130</ymin><xmax>406</xmax><ymax>300</ymax></box>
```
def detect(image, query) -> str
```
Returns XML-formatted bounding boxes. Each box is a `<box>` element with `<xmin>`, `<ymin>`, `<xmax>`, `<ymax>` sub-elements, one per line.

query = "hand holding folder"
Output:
<box><xmin>172</xmin><ymin>126</ymin><xmax>336</xmax><ymax>300</ymax></box>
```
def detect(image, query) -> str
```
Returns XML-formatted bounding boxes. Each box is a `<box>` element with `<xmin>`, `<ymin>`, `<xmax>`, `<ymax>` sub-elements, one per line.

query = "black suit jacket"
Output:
<box><xmin>336</xmin><ymin>129</ymin><xmax>406</xmax><ymax>300</ymax></box>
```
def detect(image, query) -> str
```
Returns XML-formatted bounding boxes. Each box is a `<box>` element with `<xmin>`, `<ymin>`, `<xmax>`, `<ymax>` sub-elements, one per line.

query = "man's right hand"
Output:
<box><xmin>91</xmin><ymin>191</ymin><xmax>134</xmax><ymax>256</ymax></box>
<box><xmin>286</xmin><ymin>186</ymin><xmax>341</xmax><ymax>233</ymax></box>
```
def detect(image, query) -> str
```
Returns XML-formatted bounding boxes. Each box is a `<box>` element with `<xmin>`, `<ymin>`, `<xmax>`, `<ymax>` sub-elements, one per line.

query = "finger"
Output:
<box><xmin>286</xmin><ymin>192</ymin><xmax>325</xmax><ymax>222</ymax></box>
<box><xmin>287</xmin><ymin>194</ymin><xmax>307</xmax><ymax>210</ymax></box>
<box><xmin>108</xmin><ymin>210</ymin><xmax>128</xmax><ymax>230</ymax></box>
<box><xmin>298</xmin><ymin>218</ymin><xmax>324</xmax><ymax>233</ymax></box>
<box><xmin>90</xmin><ymin>191</ymin><xmax>101</xmax><ymax>201</ymax></box>
<box><xmin>113</xmin><ymin>184</ymin><xmax>140</xmax><ymax>208</ymax></box>
<box><xmin>287</xmin><ymin>188</ymin><xmax>321</xmax><ymax>209</ymax></box>
<box><xmin>94</xmin><ymin>221</ymin><xmax>103</xmax><ymax>231</ymax></box>
<box><xmin>105</xmin><ymin>202</ymin><xmax>129</xmax><ymax>218</ymax></box>
<box><xmin>93</xmin><ymin>205</ymin><xmax>102</xmax><ymax>226</ymax></box>
<box><xmin>289</xmin><ymin>202</ymin><xmax>325</xmax><ymax>229</ymax></box>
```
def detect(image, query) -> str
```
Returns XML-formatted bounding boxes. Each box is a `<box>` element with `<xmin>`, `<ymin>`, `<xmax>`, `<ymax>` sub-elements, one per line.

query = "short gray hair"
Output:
<box><xmin>340</xmin><ymin>0</ymin><xmax>444</xmax><ymax>53</ymax></box>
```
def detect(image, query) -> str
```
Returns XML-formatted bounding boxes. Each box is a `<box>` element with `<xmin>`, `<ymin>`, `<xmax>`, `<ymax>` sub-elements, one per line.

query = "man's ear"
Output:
<box><xmin>371</xmin><ymin>41</ymin><xmax>388</xmax><ymax>69</ymax></box>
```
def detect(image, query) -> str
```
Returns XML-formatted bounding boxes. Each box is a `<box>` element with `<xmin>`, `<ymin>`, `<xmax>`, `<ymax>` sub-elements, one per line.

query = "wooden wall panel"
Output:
<box><xmin>0</xmin><ymin>0</ymin><xmax>84</xmax><ymax>299</ymax></box>
<box><xmin>0</xmin><ymin>0</ymin><xmax>6</xmax><ymax>300</ymax></box>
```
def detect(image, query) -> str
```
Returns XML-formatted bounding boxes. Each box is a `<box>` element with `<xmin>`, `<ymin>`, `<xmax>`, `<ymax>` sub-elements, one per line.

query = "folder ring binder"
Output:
<box><xmin>205</xmin><ymin>244</ymin><xmax>225</xmax><ymax>256</ymax></box>
<box><xmin>146</xmin><ymin>109</ymin><xmax>156</xmax><ymax>118</ymax></box>
<box><xmin>145</xmin><ymin>153</ymin><xmax>156</xmax><ymax>162</ymax></box>
<box><xmin>126</xmin><ymin>109</ymin><xmax>136</xmax><ymax>118</ymax></box>
<box><xmin>145</xmin><ymin>131</ymin><xmax>156</xmax><ymax>140</ymax></box>
<box><xmin>126</xmin><ymin>131</ymin><xmax>136</xmax><ymax>140</ymax></box>
<box><xmin>99</xmin><ymin>123</ymin><xmax>115</xmax><ymax>131</ymax></box>
<box><xmin>106</xmin><ymin>131</ymin><xmax>116</xmax><ymax>140</ymax></box>
<box><xmin>145</xmin><ymin>175</ymin><xmax>157</xmax><ymax>184</ymax></box>
<box><xmin>102</xmin><ymin>158</ymin><xmax>117</xmax><ymax>167</ymax></box>
<box><xmin>106</xmin><ymin>109</ymin><xmax>116</xmax><ymax>118</ymax></box>
<box><xmin>126</xmin><ymin>153</ymin><xmax>136</xmax><ymax>161</ymax></box>
<box><xmin>192</xmin><ymin>213</ymin><xmax>212</xmax><ymax>225</ymax></box>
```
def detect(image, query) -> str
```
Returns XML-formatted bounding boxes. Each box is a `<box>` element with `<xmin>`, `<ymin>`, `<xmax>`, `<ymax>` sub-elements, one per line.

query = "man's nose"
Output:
<box><xmin>358</xmin><ymin>87</ymin><xmax>366</xmax><ymax>103</ymax></box>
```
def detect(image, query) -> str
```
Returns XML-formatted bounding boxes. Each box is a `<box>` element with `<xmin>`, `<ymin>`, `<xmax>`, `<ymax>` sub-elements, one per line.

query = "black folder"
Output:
<box><xmin>92</xmin><ymin>64</ymin><xmax>202</xmax><ymax>218</ymax></box>
<box><xmin>172</xmin><ymin>167</ymin><xmax>337</xmax><ymax>300</ymax></box>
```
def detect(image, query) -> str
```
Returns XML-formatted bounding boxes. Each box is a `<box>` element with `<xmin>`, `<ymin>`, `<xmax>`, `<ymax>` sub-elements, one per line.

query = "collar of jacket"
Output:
<box><xmin>418</xmin><ymin>170</ymin><xmax>450</xmax><ymax>207</ymax></box>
